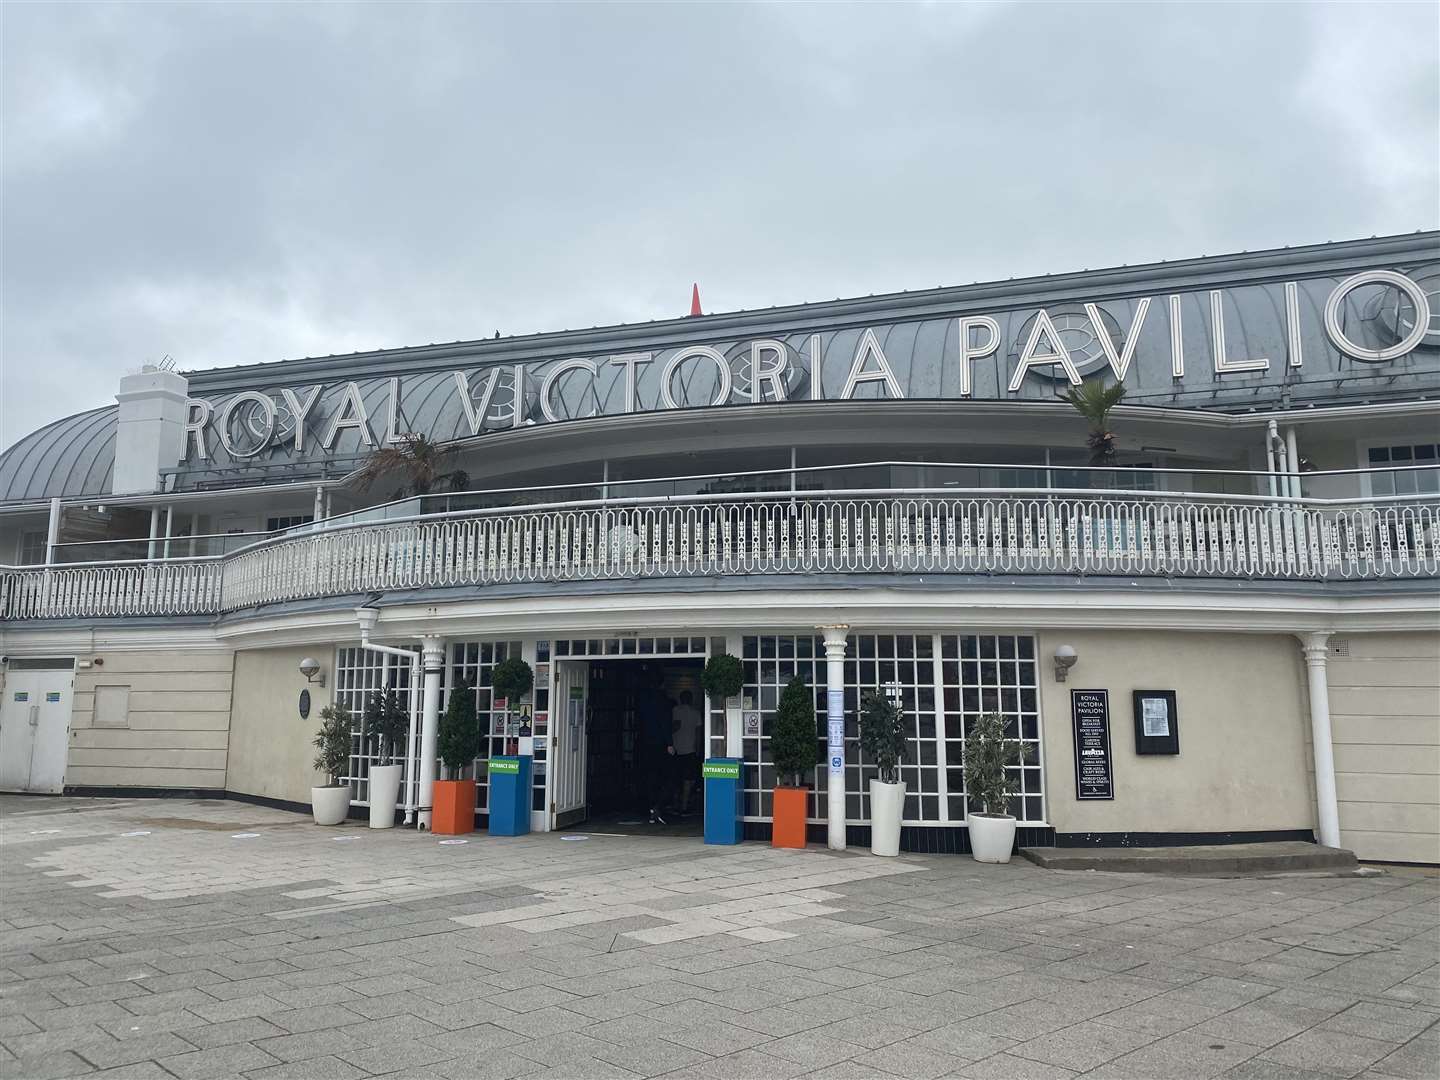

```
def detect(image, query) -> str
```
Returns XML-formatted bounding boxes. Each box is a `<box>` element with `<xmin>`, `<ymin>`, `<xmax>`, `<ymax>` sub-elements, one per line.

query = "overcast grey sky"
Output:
<box><xmin>2</xmin><ymin>1</ymin><xmax>1436</xmax><ymax>447</ymax></box>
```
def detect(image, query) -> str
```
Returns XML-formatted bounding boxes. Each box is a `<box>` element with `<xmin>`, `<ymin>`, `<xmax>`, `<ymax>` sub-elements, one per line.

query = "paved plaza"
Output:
<box><xmin>0</xmin><ymin>797</ymin><xmax>1436</xmax><ymax>1080</ymax></box>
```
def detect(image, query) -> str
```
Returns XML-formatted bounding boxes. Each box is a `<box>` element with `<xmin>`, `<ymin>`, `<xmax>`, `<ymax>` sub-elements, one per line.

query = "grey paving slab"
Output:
<box><xmin>4</xmin><ymin>797</ymin><xmax>1439</xmax><ymax>1080</ymax></box>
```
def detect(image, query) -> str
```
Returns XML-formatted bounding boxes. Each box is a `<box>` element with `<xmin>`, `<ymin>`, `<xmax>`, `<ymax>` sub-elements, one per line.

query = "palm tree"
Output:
<box><xmin>1060</xmin><ymin>380</ymin><xmax>1127</xmax><ymax>467</ymax></box>
<box><xmin>353</xmin><ymin>433</ymin><xmax>470</xmax><ymax>497</ymax></box>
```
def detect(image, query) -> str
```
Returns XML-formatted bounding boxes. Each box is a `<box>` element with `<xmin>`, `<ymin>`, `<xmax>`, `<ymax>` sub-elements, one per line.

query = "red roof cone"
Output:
<box><xmin>689</xmin><ymin>283</ymin><xmax>702</xmax><ymax>317</ymax></box>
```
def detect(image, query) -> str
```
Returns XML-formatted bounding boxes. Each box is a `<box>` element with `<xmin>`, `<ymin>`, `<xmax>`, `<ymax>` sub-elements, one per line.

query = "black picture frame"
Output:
<box><xmin>1132</xmin><ymin>690</ymin><xmax>1179</xmax><ymax>755</ymax></box>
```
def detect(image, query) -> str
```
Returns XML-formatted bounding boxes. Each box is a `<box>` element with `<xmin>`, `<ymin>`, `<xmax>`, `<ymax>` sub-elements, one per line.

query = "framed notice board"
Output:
<box><xmin>1070</xmin><ymin>689</ymin><xmax>1114</xmax><ymax>800</ymax></box>
<box><xmin>1133</xmin><ymin>690</ymin><xmax>1179</xmax><ymax>755</ymax></box>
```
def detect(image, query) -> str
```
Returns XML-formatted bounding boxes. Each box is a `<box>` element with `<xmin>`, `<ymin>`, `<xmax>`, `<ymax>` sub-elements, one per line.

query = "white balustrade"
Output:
<box><xmin>1</xmin><ymin>493</ymin><xmax>1435</xmax><ymax>620</ymax></box>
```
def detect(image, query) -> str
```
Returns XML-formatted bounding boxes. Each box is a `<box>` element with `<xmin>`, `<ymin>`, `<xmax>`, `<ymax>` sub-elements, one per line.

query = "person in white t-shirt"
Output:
<box><xmin>670</xmin><ymin>691</ymin><xmax>704</xmax><ymax>814</ymax></box>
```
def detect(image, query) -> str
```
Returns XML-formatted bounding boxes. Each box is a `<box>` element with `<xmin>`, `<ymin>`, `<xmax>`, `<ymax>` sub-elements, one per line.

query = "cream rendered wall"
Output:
<box><xmin>226</xmin><ymin>645</ymin><xmax>332</xmax><ymax>805</ymax></box>
<box><xmin>1036</xmin><ymin>630</ymin><xmax>1314</xmax><ymax>837</ymax></box>
<box><xmin>69</xmin><ymin>649</ymin><xmax>233</xmax><ymax>789</ymax></box>
<box><xmin>1327</xmin><ymin>632</ymin><xmax>1440</xmax><ymax>864</ymax></box>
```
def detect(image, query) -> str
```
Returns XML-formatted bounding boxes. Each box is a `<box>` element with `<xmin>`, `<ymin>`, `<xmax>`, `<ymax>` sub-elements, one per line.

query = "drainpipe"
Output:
<box><xmin>1265</xmin><ymin>420</ymin><xmax>1281</xmax><ymax>499</ymax></box>
<box><xmin>356</xmin><ymin>606</ymin><xmax>422</xmax><ymax>825</ymax></box>
<box><xmin>1297</xmin><ymin>632</ymin><xmax>1341</xmax><ymax>850</ymax></box>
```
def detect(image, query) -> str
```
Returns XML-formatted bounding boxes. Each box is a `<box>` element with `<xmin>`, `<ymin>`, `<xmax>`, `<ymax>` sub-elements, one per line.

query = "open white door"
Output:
<box><xmin>552</xmin><ymin>660</ymin><xmax>589</xmax><ymax>829</ymax></box>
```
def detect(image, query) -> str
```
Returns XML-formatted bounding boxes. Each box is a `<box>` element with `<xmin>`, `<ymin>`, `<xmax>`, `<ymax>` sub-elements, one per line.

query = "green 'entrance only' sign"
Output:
<box><xmin>701</xmin><ymin>760</ymin><xmax>740</xmax><ymax>780</ymax></box>
<box><xmin>488</xmin><ymin>758</ymin><xmax>521</xmax><ymax>775</ymax></box>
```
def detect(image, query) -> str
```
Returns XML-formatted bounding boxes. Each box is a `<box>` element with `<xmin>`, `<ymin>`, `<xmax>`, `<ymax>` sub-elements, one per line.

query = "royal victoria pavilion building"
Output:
<box><xmin>2</xmin><ymin>232</ymin><xmax>1438</xmax><ymax>864</ymax></box>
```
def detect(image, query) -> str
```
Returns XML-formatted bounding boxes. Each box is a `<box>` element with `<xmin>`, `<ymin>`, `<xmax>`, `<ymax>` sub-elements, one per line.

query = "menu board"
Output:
<box><xmin>1071</xmin><ymin>689</ymin><xmax>1114</xmax><ymax>800</ymax></box>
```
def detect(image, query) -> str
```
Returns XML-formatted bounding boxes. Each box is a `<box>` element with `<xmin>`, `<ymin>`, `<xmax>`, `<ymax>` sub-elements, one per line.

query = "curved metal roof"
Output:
<box><xmin>0</xmin><ymin>405</ymin><xmax>116</xmax><ymax>504</ymax></box>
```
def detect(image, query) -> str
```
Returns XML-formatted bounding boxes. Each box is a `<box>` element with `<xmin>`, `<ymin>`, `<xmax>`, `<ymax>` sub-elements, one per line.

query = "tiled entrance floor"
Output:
<box><xmin>2</xmin><ymin>796</ymin><xmax>1436</xmax><ymax>1079</ymax></box>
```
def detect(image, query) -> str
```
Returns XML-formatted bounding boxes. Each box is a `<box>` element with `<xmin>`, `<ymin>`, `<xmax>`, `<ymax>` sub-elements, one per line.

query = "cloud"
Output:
<box><xmin>3</xmin><ymin>1</ymin><xmax>1436</xmax><ymax>449</ymax></box>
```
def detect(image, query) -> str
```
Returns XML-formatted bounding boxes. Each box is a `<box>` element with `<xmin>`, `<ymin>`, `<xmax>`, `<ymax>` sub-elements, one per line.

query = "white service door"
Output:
<box><xmin>0</xmin><ymin>669</ymin><xmax>74</xmax><ymax>794</ymax></box>
<box><xmin>552</xmin><ymin>661</ymin><xmax>589</xmax><ymax>828</ymax></box>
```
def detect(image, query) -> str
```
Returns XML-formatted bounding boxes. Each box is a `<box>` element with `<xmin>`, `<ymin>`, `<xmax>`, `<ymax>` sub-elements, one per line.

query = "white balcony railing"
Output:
<box><xmin>2</xmin><ymin>490</ymin><xmax>1436</xmax><ymax>621</ymax></box>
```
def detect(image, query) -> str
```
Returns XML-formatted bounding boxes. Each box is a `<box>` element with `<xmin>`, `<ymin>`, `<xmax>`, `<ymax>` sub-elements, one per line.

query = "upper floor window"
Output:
<box><xmin>267</xmin><ymin>515</ymin><xmax>314</xmax><ymax>533</ymax></box>
<box><xmin>17</xmin><ymin>530</ymin><xmax>47</xmax><ymax>565</ymax></box>
<box><xmin>1367</xmin><ymin>444</ymin><xmax>1439</xmax><ymax>496</ymax></box>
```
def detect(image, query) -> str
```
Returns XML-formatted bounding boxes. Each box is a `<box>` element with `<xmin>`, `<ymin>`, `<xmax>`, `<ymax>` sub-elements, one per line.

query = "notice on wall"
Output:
<box><xmin>826</xmin><ymin>688</ymin><xmax>844</xmax><ymax>777</ymax></box>
<box><xmin>1141</xmin><ymin>696</ymin><xmax>1170</xmax><ymax>737</ymax></box>
<box><xmin>1071</xmin><ymin>689</ymin><xmax>1114</xmax><ymax>801</ymax></box>
<box><xmin>743</xmin><ymin>711</ymin><xmax>760</xmax><ymax>737</ymax></box>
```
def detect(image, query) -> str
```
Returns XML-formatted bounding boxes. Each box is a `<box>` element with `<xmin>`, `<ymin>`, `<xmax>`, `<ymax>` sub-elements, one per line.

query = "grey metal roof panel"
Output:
<box><xmin>0</xmin><ymin>406</ymin><xmax>115</xmax><ymax>503</ymax></box>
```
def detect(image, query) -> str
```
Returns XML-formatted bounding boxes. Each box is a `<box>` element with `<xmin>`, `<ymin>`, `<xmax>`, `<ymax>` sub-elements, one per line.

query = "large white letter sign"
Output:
<box><xmin>184</xmin><ymin>399</ymin><xmax>212</xmax><ymax>462</ymax></box>
<box><xmin>1009</xmin><ymin>309</ymin><xmax>1082</xmax><ymax>390</ymax></box>
<box><xmin>279</xmin><ymin>385</ymin><xmax>323</xmax><ymax>453</ymax></box>
<box><xmin>841</xmin><ymin>328</ymin><xmax>904</xmax><ymax>399</ymax></box>
<box><xmin>217</xmin><ymin>391</ymin><xmax>277</xmax><ymax>459</ymax></box>
<box><xmin>540</xmin><ymin>358</ymin><xmax>598</xmax><ymax>422</ymax></box>
<box><xmin>1324</xmin><ymin>270</ymin><xmax>1431</xmax><ymax>363</ymax></box>
<box><xmin>1169</xmin><ymin>295</ymin><xmax>1185</xmax><ymax>378</ymax></box>
<box><xmin>1210</xmin><ymin>290</ymin><xmax>1269</xmax><ymax>373</ymax></box>
<box><xmin>749</xmin><ymin>340</ymin><xmax>790</xmax><ymax>403</ymax></box>
<box><xmin>607</xmin><ymin>353</ymin><xmax>652</xmax><ymax>413</ymax></box>
<box><xmin>1085</xmin><ymin>299</ymin><xmax>1150</xmax><ymax>382</ymax></box>
<box><xmin>452</xmin><ymin>370</ymin><xmax>500</xmax><ymax>436</ymax></box>
<box><xmin>956</xmin><ymin>316</ymin><xmax>1000</xmax><ymax>397</ymax></box>
<box><xmin>322</xmin><ymin>382</ymin><xmax>375</xmax><ymax>449</ymax></box>
<box><xmin>661</xmin><ymin>346</ymin><xmax>733</xmax><ymax>409</ymax></box>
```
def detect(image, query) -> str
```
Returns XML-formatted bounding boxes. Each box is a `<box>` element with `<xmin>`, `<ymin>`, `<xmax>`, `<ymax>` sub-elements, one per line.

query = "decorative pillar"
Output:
<box><xmin>417</xmin><ymin>635</ymin><xmax>445</xmax><ymax>831</ymax></box>
<box><xmin>45</xmin><ymin>498</ymin><xmax>61</xmax><ymax>564</ymax></box>
<box><xmin>1298</xmin><ymin>633</ymin><xmax>1341</xmax><ymax>849</ymax></box>
<box><xmin>819</xmin><ymin>625</ymin><xmax>850</xmax><ymax>851</ymax></box>
<box><xmin>724</xmin><ymin>632</ymin><xmax>743</xmax><ymax>758</ymax></box>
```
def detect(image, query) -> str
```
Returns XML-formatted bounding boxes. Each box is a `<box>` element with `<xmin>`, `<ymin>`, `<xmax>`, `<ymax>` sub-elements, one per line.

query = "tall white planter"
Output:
<box><xmin>368</xmin><ymin>764</ymin><xmax>403</xmax><ymax>829</ymax></box>
<box><xmin>969</xmin><ymin>813</ymin><xmax>1017</xmax><ymax>863</ymax></box>
<box><xmin>869</xmin><ymin>780</ymin><xmax>906</xmax><ymax>857</ymax></box>
<box><xmin>311</xmin><ymin>785</ymin><xmax>350</xmax><ymax>826</ymax></box>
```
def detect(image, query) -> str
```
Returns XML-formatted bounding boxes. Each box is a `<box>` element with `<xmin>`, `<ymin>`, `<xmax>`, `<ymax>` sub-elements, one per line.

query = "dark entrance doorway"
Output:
<box><xmin>583</xmin><ymin>658</ymin><xmax>704</xmax><ymax>837</ymax></box>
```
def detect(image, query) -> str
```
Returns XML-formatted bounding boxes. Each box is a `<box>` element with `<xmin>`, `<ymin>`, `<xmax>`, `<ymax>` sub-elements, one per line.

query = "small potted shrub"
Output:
<box><xmin>860</xmin><ymin>690</ymin><xmax>907</xmax><ymax>857</ymax></box>
<box><xmin>963</xmin><ymin>711</ymin><xmax>1033</xmax><ymax>863</ymax></box>
<box><xmin>701</xmin><ymin>653</ymin><xmax>744</xmax><ymax>704</ymax></box>
<box><xmin>490</xmin><ymin>657</ymin><xmax>534</xmax><ymax>708</ymax></box>
<box><xmin>365</xmin><ymin>687</ymin><xmax>408</xmax><ymax>829</ymax></box>
<box><xmin>433</xmin><ymin>678</ymin><xmax>481</xmax><ymax>834</ymax></box>
<box><xmin>311</xmin><ymin>703</ymin><xmax>353</xmax><ymax>825</ymax></box>
<box><xmin>769</xmin><ymin>675</ymin><xmax>817</xmax><ymax>848</ymax></box>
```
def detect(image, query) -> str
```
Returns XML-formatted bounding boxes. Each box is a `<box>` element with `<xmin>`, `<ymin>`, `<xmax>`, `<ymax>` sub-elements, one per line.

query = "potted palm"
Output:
<box><xmin>433</xmin><ymin>678</ymin><xmax>480</xmax><ymax>834</ymax></box>
<box><xmin>770</xmin><ymin>676</ymin><xmax>817</xmax><ymax>848</ymax></box>
<box><xmin>860</xmin><ymin>690</ymin><xmax>907</xmax><ymax>857</ymax></box>
<box><xmin>365</xmin><ymin>687</ymin><xmax>408</xmax><ymax>829</ymax></box>
<box><xmin>1060</xmin><ymin>379</ymin><xmax>1127</xmax><ymax>468</ymax></box>
<box><xmin>963</xmin><ymin>711</ymin><xmax>1033</xmax><ymax>863</ymax></box>
<box><xmin>311</xmin><ymin>703</ymin><xmax>353</xmax><ymax>825</ymax></box>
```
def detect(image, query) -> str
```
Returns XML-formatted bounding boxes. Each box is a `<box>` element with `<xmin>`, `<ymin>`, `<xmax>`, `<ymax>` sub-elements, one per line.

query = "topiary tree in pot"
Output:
<box><xmin>432</xmin><ymin>678</ymin><xmax>480</xmax><ymax>834</ymax></box>
<box><xmin>365</xmin><ymin>687</ymin><xmax>409</xmax><ymax>829</ymax></box>
<box><xmin>490</xmin><ymin>657</ymin><xmax>533</xmax><ymax>707</ymax></box>
<box><xmin>701</xmin><ymin>654</ymin><xmax>744</xmax><ymax>702</ymax></box>
<box><xmin>311</xmin><ymin>703</ymin><xmax>352</xmax><ymax>825</ymax></box>
<box><xmin>770</xmin><ymin>675</ymin><xmax>817</xmax><ymax>848</ymax></box>
<box><xmin>963</xmin><ymin>711</ymin><xmax>1034</xmax><ymax>863</ymax></box>
<box><xmin>860</xmin><ymin>690</ymin><xmax>908</xmax><ymax>856</ymax></box>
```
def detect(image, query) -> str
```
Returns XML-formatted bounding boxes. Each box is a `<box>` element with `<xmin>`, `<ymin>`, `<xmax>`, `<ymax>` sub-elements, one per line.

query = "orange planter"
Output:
<box><xmin>432</xmin><ymin>779</ymin><xmax>476</xmax><ymax>835</ymax></box>
<box><xmin>771</xmin><ymin>786</ymin><xmax>809</xmax><ymax>848</ymax></box>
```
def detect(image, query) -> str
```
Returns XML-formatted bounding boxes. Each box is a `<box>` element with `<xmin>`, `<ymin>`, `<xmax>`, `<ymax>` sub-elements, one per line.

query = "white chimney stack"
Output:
<box><xmin>112</xmin><ymin>364</ymin><xmax>190</xmax><ymax>494</ymax></box>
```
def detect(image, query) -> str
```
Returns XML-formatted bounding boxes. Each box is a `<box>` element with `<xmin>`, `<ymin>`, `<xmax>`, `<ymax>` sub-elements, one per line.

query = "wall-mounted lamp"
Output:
<box><xmin>299</xmin><ymin>657</ymin><xmax>325</xmax><ymax>687</ymax></box>
<box><xmin>1053</xmin><ymin>644</ymin><xmax>1077</xmax><ymax>683</ymax></box>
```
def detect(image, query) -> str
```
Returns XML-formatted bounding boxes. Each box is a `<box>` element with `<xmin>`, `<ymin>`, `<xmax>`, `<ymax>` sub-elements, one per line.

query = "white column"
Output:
<box><xmin>724</xmin><ymin>632</ymin><xmax>743</xmax><ymax>758</ymax></box>
<box><xmin>1298</xmin><ymin>632</ymin><xmax>1341</xmax><ymax>849</ymax></box>
<box><xmin>313</xmin><ymin>485</ymin><xmax>325</xmax><ymax>522</ymax></box>
<box><xmin>45</xmin><ymin>498</ymin><xmax>61</xmax><ymax>564</ymax></box>
<box><xmin>417</xmin><ymin>635</ymin><xmax>445</xmax><ymax>831</ymax></box>
<box><xmin>819</xmin><ymin>625</ymin><xmax>849</xmax><ymax>851</ymax></box>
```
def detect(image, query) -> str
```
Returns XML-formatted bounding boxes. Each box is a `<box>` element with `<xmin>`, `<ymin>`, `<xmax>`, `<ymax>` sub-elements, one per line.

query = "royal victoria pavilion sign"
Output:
<box><xmin>183</xmin><ymin>261</ymin><xmax>1439</xmax><ymax>469</ymax></box>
